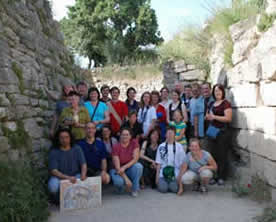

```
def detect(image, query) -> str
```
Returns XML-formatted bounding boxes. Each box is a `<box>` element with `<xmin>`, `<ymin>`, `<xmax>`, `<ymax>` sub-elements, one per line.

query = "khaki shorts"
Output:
<box><xmin>181</xmin><ymin>169</ymin><xmax>213</xmax><ymax>185</ymax></box>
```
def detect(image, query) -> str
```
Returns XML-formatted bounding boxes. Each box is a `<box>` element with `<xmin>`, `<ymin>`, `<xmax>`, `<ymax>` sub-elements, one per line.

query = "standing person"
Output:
<box><xmin>169</xmin><ymin>110</ymin><xmax>187</xmax><ymax>152</ymax></box>
<box><xmin>100</xmin><ymin>85</ymin><xmax>111</xmax><ymax>103</ymax></box>
<box><xmin>182</xmin><ymin>84</ymin><xmax>193</xmax><ymax>143</ymax></box>
<box><xmin>84</xmin><ymin>87</ymin><xmax>110</xmax><ymax>134</ymax></box>
<box><xmin>59</xmin><ymin>91</ymin><xmax>90</xmax><ymax>141</ymax></box>
<box><xmin>100</xmin><ymin>124</ymin><xmax>118</xmax><ymax>170</ymax></box>
<box><xmin>76</xmin><ymin>81</ymin><xmax>88</xmax><ymax>105</ymax></box>
<box><xmin>121</xmin><ymin>110</ymin><xmax>143</xmax><ymax>140</ymax></box>
<box><xmin>107</xmin><ymin>87</ymin><xmax>128</xmax><ymax>137</ymax></box>
<box><xmin>140</xmin><ymin>128</ymin><xmax>161</xmax><ymax>188</ymax></box>
<box><xmin>177</xmin><ymin>138</ymin><xmax>217</xmax><ymax>195</ymax></box>
<box><xmin>175</xmin><ymin>82</ymin><xmax>184</xmax><ymax>98</ymax></box>
<box><xmin>110</xmin><ymin>128</ymin><xmax>143</xmax><ymax>197</ymax></box>
<box><xmin>49</xmin><ymin>85</ymin><xmax>74</xmax><ymax>139</ymax></box>
<box><xmin>167</xmin><ymin>90</ymin><xmax>188</xmax><ymax>123</ymax></box>
<box><xmin>137</xmin><ymin>91</ymin><xmax>157</xmax><ymax>138</ymax></box>
<box><xmin>77</xmin><ymin>123</ymin><xmax>110</xmax><ymax>184</ymax></box>
<box><xmin>160</xmin><ymin>87</ymin><xmax>172</xmax><ymax>110</ymax></box>
<box><xmin>151</xmin><ymin>90</ymin><xmax>167</xmax><ymax>141</ymax></box>
<box><xmin>201</xmin><ymin>82</ymin><xmax>215</xmax><ymax>132</ymax></box>
<box><xmin>155</xmin><ymin>126</ymin><xmax>186</xmax><ymax>194</ymax></box>
<box><xmin>48</xmin><ymin>129</ymin><xmax>87</xmax><ymax>202</ymax></box>
<box><xmin>125</xmin><ymin>87</ymin><xmax>140</xmax><ymax>112</ymax></box>
<box><xmin>205</xmin><ymin>84</ymin><xmax>232</xmax><ymax>185</ymax></box>
<box><xmin>190</xmin><ymin>83</ymin><xmax>205</xmax><ymax>139</ymax></box>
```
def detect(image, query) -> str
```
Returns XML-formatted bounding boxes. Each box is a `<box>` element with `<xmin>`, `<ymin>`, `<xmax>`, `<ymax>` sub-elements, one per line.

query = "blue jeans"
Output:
<box><xmin>48</xmin><ymin>174</ymin><xmax>81</xmax><ymax>198</ymax></box>
<box><xmin>110</xmin><ymin>163</ymin><xmax>143</xmax><ymax>192</ymax></box>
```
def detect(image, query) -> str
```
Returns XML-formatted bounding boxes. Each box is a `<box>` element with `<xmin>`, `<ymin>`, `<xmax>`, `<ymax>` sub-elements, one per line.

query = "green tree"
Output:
<box><xmin>60</xmin><ymin>0</ymin><xmax>163</xmax><ymax>67</ymax></box>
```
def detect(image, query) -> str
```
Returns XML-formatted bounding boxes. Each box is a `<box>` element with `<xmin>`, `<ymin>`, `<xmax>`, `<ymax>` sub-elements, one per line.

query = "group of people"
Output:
<box><xmin>47</xmin><ymin>80</ymin><xmax>232</xmax><ymax>201</ymax></box>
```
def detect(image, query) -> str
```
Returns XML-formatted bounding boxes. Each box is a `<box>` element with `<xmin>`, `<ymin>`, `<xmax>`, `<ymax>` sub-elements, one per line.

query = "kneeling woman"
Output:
<box><xmin>177</xmin><ymin>138</ymin><xmax>217</xmax><ymax>195</ymax></box>
<box><xmin>155</xmin><ymin>126</ymin><xmax>186</xmax><ymax>194</ymax></box>
<box><xmin>110</xmin><ymin>128</ymin><xmax>143</xmax><ymax>197</ymax></box>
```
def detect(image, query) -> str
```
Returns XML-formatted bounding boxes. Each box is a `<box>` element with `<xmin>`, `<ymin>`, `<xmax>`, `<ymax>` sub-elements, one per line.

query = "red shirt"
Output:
<box><xmin>109</xmin><ymin>100</ymin><xmax>128</xmax><ymax>134</ymax></box>
<box><xmin>156</xmin><ymin>104</ymin><xmax>167</xmax><ymax>123</ymax></box>
<box><xmin>112</xmin><ymin>139</ymin><xmax>139</xmax><ymax>165</ymax></box>
<box><xmin>212</xmin><ymin>100</ymin><xmax>232</xmax><ymax>128</ymax></box>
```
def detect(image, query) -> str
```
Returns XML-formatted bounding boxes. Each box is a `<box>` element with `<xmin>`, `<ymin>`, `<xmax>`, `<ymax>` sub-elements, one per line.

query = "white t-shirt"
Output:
<box><xmin>138</xmin><ymin>106</ymin><xmax>157</xmax><ymax>136</ymax></box>
<box><xmin>160</xmin><ymin>99</ymin><xmax>172</xmax><ymax>110</ymax></box>
<box><xmin>155</xmin><ymin>142</ymin><xmax>186</xmax><ymax>178</ymax></box>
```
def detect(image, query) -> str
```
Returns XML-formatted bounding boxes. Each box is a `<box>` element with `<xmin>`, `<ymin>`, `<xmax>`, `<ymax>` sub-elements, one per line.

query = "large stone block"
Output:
<box><xmin>0</xmin><ymin>94</ymin><xmax>10</xmax><ymax>106</ymax></box>
<box><xmin>173</xmin><ymin>60</ymin><xmax>187</xmax><ymax>73</ymax></box>
<box><xmin>179</xmin><ymin>70</ymin><xmax>206</xmax><ymax>81</ymax></box>
<box><xmin>260</xmin><ymin>47</ymin><xmax>276</xmax><ymax>81</ymax></box>
<box><xmin>0</xmin><ymin>67</ymin><xmax>19</xmax><ymax>84</ymax></box>
<box><xmin>231</xmin><ymin>107</ymin><xmax>276</xmax><ymax>135</ymax></box>
<box><xmin>266</xmin><ymin>0</ymin><xmax>276</xmax><ymax>15</ymax></box>
<box><xmin>260</xmin><ymin>82</ymin><xmax>276</xmax><ymax>106</ymax></box>
<box><xmin>0</xmin><ymin>107</ymin><xmax>8</xmax><ymax>120</ymax></box>
<box><xmin>236</xmin><ymin>129</ymin><xmax>276</xmax><ymax>161</ymax></box>
<box><xmin>0</xmin><ymin>137</ymin><xmax>10</xmax><ymax>153</ymax></box>
<box><xmin>23</xmin><ymin>118</ymin><xmax>44</xmax><ymax>139</ymax></box>
<box><xmin>264</xmin><ymin>158</ymin><xmax>276</xmax><ymax>187</ymax></box>
<box><xmin>228</xmin><ymin>84</ymin><xmax>258</xmax><ymax>108</ymax></box>
<box><xmin>250</xmin><ymin>152</ymin><xmax>265</xmax><ymax>177</ymax></box>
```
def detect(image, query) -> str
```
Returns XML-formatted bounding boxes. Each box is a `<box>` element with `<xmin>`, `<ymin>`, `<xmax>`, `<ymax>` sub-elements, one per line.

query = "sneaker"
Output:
<box><xmin>217</xmin><ymin>179</ymin><xmax>225</xmax><ymax>186</ymax></box>
<box><xmin>131</xmin><ymin>191</ymin><xmax>138</xmax><ymax>197</ymax></box>
<box><xmin>200</xmin><ymin>185</ymin><xmax>208</xmax><ymax>193</ymax></box>
<box><xmin>209</xmin><ymin>178</ymin><xmax>217</xmax><ymax>185</ymax></box>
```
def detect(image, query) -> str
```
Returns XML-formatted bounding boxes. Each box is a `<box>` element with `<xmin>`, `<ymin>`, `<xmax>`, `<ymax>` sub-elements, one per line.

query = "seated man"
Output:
<box><xmin>48</xmin><ymin>129</ymin><xmax>87</xmax><ymax>202</ymax></box>
<box><xmin>177</xmin><ymin>138</ymin><xmax>217</xmax><ymax>195</ymax></box>
<box><xmin>77</xmin><ymin>122</ymin><xmax>110</xmax><ymax>184</ymax></box>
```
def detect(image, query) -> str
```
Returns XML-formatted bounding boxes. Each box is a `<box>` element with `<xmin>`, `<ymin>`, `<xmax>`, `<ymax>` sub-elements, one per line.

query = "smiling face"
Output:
<box><xmin>192</xmin><ymin>85</ymin><xmax>200</xmax><ymax>98</ymax></box>
<box><xmin>214</xmin><ymin>86</ymin><xmax>223</xmax><ymax>101</ymax></box>
<box><xmin>101</xmin><ymin>87</ymin><xmax>110</xmax><ymax>98</ymax></box>
<box><xmin>89</xmin><ymin>90</ymin><xmax>99</xmax><ymax>102</ymax></box>
<box><xmin>172</xmin><ymin>91</ymin><xmax>179</xmax><ymax>103</ymax></box>
<box><xmin>111</xmin><ymin>89</ymin><xmax>120</xmax><ymax>101</ymax></box>
<box><xmin>173</xmin><ymin>110</ymin><xmax>182</xmax><ymax>123</ymax></box>
<box><xmin>71</xmin><ymin>95</ymin><xmax>80</xmax><ymax>108</ymax></box>
<box><xmin>184</xmin><ymin>87</ymin><xmax>192</xmax><ymax>98</ymax></box>
<box><xmin>166</xmin><ymin>128</ymin><xmax>175</xmax><ymax>142</ymax></box>
<box><xmin>161</xmin><ymin>88</ymin><xmax>169</xmax><ymax>100</ymax></box>
<box><xmin>129</xmin><ymin>113</ymin><xmax>137</xmax><ymax>125</ymax></box>
<box><xmin>201</xmin><ymin>84</ymin><xmax>211</xmax><ymax>98</ymax></box>
<box><xmin>63</xmin><ymin>85</ymin><xmax>74</xmax><ymax>96</ymax></box>
<box><xmin>142</xmin><ymin>93</ymin><xmax>151</xmax><ymax>106</ymax></box>
<box><xmin>77</xmin><ymin>84</ymin><xmax>88</xmax><ymax>97</ymax></box>
<box><xmin>150</xmin><ymin>130</ymin><xmax>159</xmax><ymax>144</ymax></box>
<box><xmin>120</xmin><ymin>129</ymin><xmax>132</xmax><ymax>144</ymax></box>
<box><xmin>86</xmin><ymin>122</ymin><xmax>97</xmax><ymax>139</ymax></box>
<box><xmin>59</xmin><ymin>131</ymin><xmax>71</xmax><ymax>148</ymax></box>
<box><xmin>128</xmin><ymin>89</ymin><xmax>136</xmax><ymax>100</ymax></box>
<box><xmin>151</xmin><ymin>94</ymin><xmax>159</xmax><ymax>106</ymax></box>
<box><xmin>102</xmin><ymin>127</ymin><xmax>111</xmax><ymax>139</ymax></box>
<box><xmin>190</xmin><ymin>140</ymin><xmax>201</xmax><ymax>155</ymax></box>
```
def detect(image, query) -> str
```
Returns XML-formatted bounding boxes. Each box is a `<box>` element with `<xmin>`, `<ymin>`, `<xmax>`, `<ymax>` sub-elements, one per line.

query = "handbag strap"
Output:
<box><xmin>91</xmin><ymin>101</ymin><xmax>100</xmax><ymax>121</ymax></box>
<box><xmin>107</xmin><ymin>101</ymin><xmax>123</xmax><ymax>126</ymax></box>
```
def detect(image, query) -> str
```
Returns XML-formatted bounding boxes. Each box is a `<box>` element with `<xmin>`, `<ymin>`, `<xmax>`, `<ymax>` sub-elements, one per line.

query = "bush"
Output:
<box><xmin>257</xmin><ymin>13</ymin><xmax>276</xmax><ymax>32</ymax></box>
<box><xmin>0</xmin><ymin>160</ymin><xmax>50</xmax><ymax>222</ymax></box>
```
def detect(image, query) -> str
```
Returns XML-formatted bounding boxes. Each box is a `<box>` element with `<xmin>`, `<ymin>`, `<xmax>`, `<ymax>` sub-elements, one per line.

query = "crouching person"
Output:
<box><xmin>155</xmin><ymin>126</ymin><xmax>186</xmax><ymax>194</ymax></box>
<box><xmin>77</xmin><ymin>122</ymin><xmax>110</xmax><ymax>184</ymax></box>
<box><xmin>110</xmin><ymin>127</ymin><xmax>143</xmax><ymax>197</ymax></box>
<box><xmin>177</xmin><ymin>138</ymin><xmax>217</xmax><ymax>195</ymax></box>
<box><xmin>48</xmin><ymin>129</ymin><xmax>87</xmax><ymax>203</ymax></box>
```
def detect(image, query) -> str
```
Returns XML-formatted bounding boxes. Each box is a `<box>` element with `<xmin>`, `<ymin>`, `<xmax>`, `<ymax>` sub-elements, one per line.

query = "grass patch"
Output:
<box><xmin>257</xmin><ymin>13</ymin><xmax>276</xmax><ymax>32</ymax></box>
<box><xmin>2</xmin><ymin>120</ymin><xmax>32</xmax><ymax>150</ymax></box>
<box><xmin>11</xmin><ymin>62</ymin><xmax>24</xmax><ymax>93</ymax></box>
<box><xmin>95</xmin><ymin>63</ymin><xmax>162</xmax><ymax>80</ymax></box>
<box><xmin>0</xmin><ymin>159</ymin><xmax>49</xmax><ymax>222</ymax></box>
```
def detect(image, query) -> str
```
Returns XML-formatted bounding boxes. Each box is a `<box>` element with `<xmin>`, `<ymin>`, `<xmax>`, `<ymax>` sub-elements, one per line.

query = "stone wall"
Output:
<box><xmin>163</xmin><ymin>60</ymin><xmax>207</xmax><ymax>90</ymax></box>
<box><xmin>0</xmin><ymin>0</ymin><xmax>75</xmax><ymax>162</ymax></box>
<box><xmin>211</xmin><ymin>15</ymin><xmax>276</xmax><ymax>191</ymax></box>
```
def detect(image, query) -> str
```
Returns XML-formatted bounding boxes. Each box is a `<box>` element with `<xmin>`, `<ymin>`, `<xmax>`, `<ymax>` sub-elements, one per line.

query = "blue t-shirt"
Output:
<box><xmin>77</xmin><ymin>139</ymin><xmax>107</xmax><ymax>170</ymax></box>
<box><xmin>48</xmin><ymin>145</ymin><xmax>86</xmax><ymax>176</ymax></box>
<box><xmin>184</xmin><ymin>151</ymin><xmax>211</xmax><ymax>173</ymax></box>
<box><xmin>56</xmin><ymin>100</ymin><xmax>70</xmax><ymax>116</ymax></box>
<box><xmin>190</xmin><ymin>96</ymin><xmax>205</xmax><ymax>137</ymax></box>
<box><xmin>84</xmin><ymin>101</ymin><xmax>108</xmax><ymax>129</ymax></box>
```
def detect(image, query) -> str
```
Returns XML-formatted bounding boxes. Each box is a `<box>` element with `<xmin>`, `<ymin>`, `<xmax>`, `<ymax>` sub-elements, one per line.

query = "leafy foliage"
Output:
<box><xmin>60</xmin><ymin>0</ymin><xmax>163</xmax><ymax>67</ymax></box>
<box><xmin>0</xmin><ymin>160</ymin><xmax>49</xmax><ymax>222</ymax></box>
<box><xmin>257</xmin><ymin>13</ymin><xmax>276</xmax><ymax>32</ymax></box>
<box><xmin>160</xmin><ymin>0</ymin><xmax>266</xmax><ymax>68</ymax></box>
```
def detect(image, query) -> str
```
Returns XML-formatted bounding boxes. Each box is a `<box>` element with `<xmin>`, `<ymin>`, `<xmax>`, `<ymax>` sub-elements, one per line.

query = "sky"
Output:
<box><xmin>52</xmin><ymin>0</ymin><xmax>231</xmax><ymax>41</ymax></box>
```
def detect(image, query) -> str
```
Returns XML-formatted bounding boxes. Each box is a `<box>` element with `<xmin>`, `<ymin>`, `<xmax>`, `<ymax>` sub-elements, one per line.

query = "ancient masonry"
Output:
<box><xmin>163</xmin><ymin>5</ymin><xmax>276</xmax><ymax>197</ymax></box>
<box><xmin>0</xmin><ymin>0</ymin><xmax>75</xmax><ymax>162</ymax></box>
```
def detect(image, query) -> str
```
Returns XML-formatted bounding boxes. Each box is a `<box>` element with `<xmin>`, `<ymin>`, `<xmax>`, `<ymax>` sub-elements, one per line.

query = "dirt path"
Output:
<box><xmin>49</xmin><ymin>185</ymin><xmax>263</xmax><ymax>222</ymax></box>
